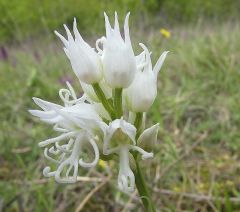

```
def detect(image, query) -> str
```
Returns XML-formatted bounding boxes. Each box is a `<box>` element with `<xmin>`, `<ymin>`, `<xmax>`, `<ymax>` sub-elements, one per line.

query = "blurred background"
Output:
<box><xmin>0</xmin><ymin>0</ymin><xmax>240</xmax><ymax>211</ymax></box>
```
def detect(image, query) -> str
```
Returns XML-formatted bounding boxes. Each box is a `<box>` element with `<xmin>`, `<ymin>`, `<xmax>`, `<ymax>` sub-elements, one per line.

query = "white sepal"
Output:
<box><xmin>153</xmin><ymin>51</ymin><xmax>169</xmax><ymax>79</ymax></box>
<box><xmin>29</xmin><ymin>97</ymin><xmax>63</xmax><ymax>124</ymax></box>
<box><xmin>30</xmin><ymin>97</ymin><xmax>103</xmax><ymax>132</ymax></box>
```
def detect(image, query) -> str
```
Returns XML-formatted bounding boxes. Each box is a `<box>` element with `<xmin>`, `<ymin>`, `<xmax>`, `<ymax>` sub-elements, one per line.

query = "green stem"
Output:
<box><xmin>133</xmin><ymin>112</ymin><xmax>155</xmax><ymax>210</ymax></box>
<box><xmin>134</xmin><ymin>156</ymin><xmax>156</xmax><ymax>212</ymax></box>
<box><xmin>92</xmin><ymin>83</ymin><xmax>115</xmax><ymax>120</ymax></box>
<box><xmin>114</xmin><ymin>88</ymin><xmax>123</xmax><ymax>118</ymax></box>
<box><xmin>134</xmin><ymin>112</ymin><xmax>143</xmax><ymax>141</ymax></box>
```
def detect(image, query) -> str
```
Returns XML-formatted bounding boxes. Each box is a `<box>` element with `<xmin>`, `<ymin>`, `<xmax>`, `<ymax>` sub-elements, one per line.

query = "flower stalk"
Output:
<box><xmin>134</xmin><ymin>112</ymin><xmax>143</xmax><ymax>140</ymax></box>
<box><xmin>133</xmin><ymin>113</ymin><xmax>156</xmax><ymax>211</ymax></box>
<box><xmin>92</xmin><ymin>83</ymin><xmax>115</xmax><ymax>119</ymax></box>
<box><xmin>114</xmin><ymin>88</ymin><xmax>123</xmax><ymax>118</ymax></box>
<box><xmin>134</xmin><ymin>157</ymin><xmax>156</xmax><ymax>212</ymax></box>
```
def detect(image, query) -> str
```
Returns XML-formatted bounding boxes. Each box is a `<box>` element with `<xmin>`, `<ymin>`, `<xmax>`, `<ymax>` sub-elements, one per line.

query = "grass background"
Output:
<box><xmin>0</xmin><ymin>0</ymin><xmax>240</xmax><ymax>211</ymax></box>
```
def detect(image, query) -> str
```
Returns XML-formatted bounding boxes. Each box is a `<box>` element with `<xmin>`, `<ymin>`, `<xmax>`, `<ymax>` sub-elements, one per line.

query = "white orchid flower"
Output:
<box><xmin>55</xmin><ymin>18</ymin><xmax>102</xmax><ymax>84</ymax></box>
<box><xmin>29</xmin><ymin>83</ymin><xmax>110</xmax><ymax>183</ymax></box>
<box><xmin>124</xmin><ymin>43</ymin><xmax>168</xmax><ymax>112</ymax></box>
<box><xmin>103</xmin><ymin>119</ymin><xmax>153</xmax><ymax>192</ymax></box>
<box><xmin>99</xmin><ymin>12</ymin><xmax>137</xmax><ymax>88</ymax></box>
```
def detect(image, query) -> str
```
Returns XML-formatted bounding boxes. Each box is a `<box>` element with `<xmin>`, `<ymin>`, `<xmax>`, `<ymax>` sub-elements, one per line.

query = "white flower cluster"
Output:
<box><xmin>30</xmin><ymin>12</ymin><xmax>168</xmax><ymax>193</ymax></box>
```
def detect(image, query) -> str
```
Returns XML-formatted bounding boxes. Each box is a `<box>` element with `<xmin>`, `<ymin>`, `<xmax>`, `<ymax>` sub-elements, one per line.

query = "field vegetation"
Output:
<box><xmin>0</xmin><ymin>0</ymin><xmax>240</xmax><ymax>211</ymax></box>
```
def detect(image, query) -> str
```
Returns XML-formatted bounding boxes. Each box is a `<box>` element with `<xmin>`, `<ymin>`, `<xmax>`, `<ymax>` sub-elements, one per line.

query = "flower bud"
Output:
<box><xmin>55</xmin><ymin>18</ymin><xmax>102</xmax><ymax>84</ymax></box>
<box><xmin>124</xmin><ymin>43</ymin><xmax>168</xmax><ymax>112</ymax></box>
<box><xmin>138</xmin><ymin>123</ymin><xmax>159</xmax><ymax>152</ymax></box>
<box><xmin>101</xmin><ymin>12</ymin><xmax>136</xmax><ymax>88</ymax></box>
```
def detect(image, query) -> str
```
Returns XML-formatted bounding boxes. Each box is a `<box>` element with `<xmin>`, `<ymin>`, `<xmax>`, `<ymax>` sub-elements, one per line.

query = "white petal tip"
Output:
<box><xmin>32</xmin><ymin>97</ymin><xmax>40</xmax><ymax>104</ymax></box>
<box><xmin>163</xmin><ymin>51</ymin><xmax>170</xmax><ymax>55</ymax></box>
<box><xmin>142</xmin><ymin>152</ymin><xmax>154</xmax><ymax>160</ymax></box>
<box><xmin>139</xmin><ymin>43</ymin><xmax>149</xmax><ymax>53</ymax></box>
<box><xmin>126</xmin><ymin>12</ymin><xmax>130</xmax><ymax>19</ymax></box>
<box><xmin>28</xmin><ymin>110</ymin><xmax>36</xmax><ymax>116</ymax></box>
<box><xmin>38</xmin><ymin>142</ymin><xmax>44</xmax><ymax>147</ymax></box>
<box><xmin>28</xmin><ymin>110</ymin><xmax>35</xmax><ymax>115</ymax></box>
<box><xmin>73</xmin><ymin>18</ymin><xmax>77</xmax><ymax>27</ymax></box>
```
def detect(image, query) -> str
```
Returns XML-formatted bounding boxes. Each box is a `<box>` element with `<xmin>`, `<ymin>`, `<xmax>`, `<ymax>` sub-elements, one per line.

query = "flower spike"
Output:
<box><xmin>30</xmin><ymin>13</ymin><xmax>168</xmax><ymax>208</ymax></box>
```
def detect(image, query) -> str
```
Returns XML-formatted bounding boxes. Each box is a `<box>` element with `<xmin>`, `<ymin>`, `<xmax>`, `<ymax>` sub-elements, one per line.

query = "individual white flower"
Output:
<box><xmin>103</xmin><ymin>119</ymin><xmax>153</xmax><ymax>192</ymax></box>
<box><xmin>124</xmin><ymin>43</ymin><xmax>168</xmax><ymax>112</ymax></box>
<box><xmin>55</xmin><ymin>18</ymin><xmax>102</xmax><ymax>84</ymax></box>
<box><xmin>29</xmin><ymin>82</ymin><xmax>108</xmax><ymax>141</ymax></box>
<box><xmin>29</xmin><ymin>84</ymin><xmax>108</xmax><ymax>183</ymax></box>
<box><xmin>29</xmin><ymin>94</ymin><xmax>101</xmax><ymax>148</ymax></box>
<box><xmin>30</xmin><ymin>105</ymin><xmax>100</xmax><ymax>183</ymax></box>
<box><xmin>100</xmin><ymin>12</ymin><xmax>137</xmax><ymax>88</ymax></box>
